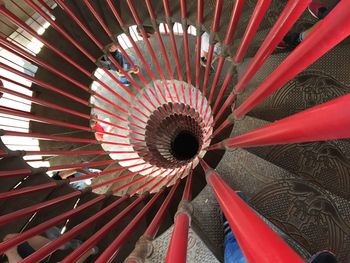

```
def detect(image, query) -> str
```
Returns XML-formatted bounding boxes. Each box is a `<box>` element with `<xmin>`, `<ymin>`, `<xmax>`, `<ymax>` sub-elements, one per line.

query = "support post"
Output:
<box><xmin>200</xmin><ymin>160</ymin><xmax>304</xmax><ymax>263</ymax></box>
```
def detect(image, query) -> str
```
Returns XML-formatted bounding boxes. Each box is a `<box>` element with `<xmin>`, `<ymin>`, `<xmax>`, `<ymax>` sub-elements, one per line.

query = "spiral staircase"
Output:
<box><xmin>0</xmin><ymin>0</ymin><xmax>350</xmax><ymax>262</ymax></box>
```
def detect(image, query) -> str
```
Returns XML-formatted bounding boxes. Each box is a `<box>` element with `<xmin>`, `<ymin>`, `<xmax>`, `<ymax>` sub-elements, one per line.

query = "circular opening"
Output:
<box><xmin>171</xmin><ymin>131</ymin><xmax>199</xmax><ymax>161</ymax></box>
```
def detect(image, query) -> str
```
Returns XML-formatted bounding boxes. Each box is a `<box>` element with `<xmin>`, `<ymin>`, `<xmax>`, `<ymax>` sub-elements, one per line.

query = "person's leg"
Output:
<box><xmin>4</xmin><ymin>248</ymin><xmax>23</xmax><ymax>262</ymax></box>
<box><xmin>316</xmin><ymin>1</ymin><xmax>340</xmax><ymax>19</ymax></box>
<box><xmin>309</xmin><ymin>251</ymin><xmax>337</xmax><ymax>263</ymax></box>
<box><xmin>75</xmin><ymin>248</ymin><xmax>97</xmax><ymax>263</ymax></box>
<box><xmin>121</xmin><ymin>53</ymin><xmax>139</xmax><ymax>74</ymax></box>
<box><xmin>26</xmin><ymin>235</ymin><xmax>51</xmax><ymax>250</ymax></box>
<box><xmin>280</xmin><ymin>1</ymin><xmax>339</xmax><ymax>49</ymax></box>
<box><xmin>224</xmin><ymin>232</ymin><xmax>246</xmax><ymax>263</ymax></box>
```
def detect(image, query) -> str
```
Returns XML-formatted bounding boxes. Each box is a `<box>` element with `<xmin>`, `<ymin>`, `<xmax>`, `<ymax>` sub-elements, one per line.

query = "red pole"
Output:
<box><xmin>0</xmin><ymin>18</ymin><xmax>35</xmax><ymax>47</ymax></box>
<box><xmin>211</xmin><ymin>118</ymin><xmax>231</xmax><ymax>138</ymax></box>
<box><xmin>199</xmin><ymin>0</ymin><xmax>223</xmax><ymax>115</ymax></box>
<box><xmin>0</xmin><ymin>195</ymin><xmax>105</xmax><ymax>253</ymax></box>
<box><xmin>0</xmin><ymin>191</ymin><xmax>81</xmax><ymax>225</ymax></box>
<box><xmin>161</xmin><ymin>0</ymin><xmax>187</xmax><ymax>105</ymax></box>
<box><xmin>201</xmin><ymin>0</ymin><xmax>223</xmax><ymax>96</ymax></box>
<box><xmin>0</xmin><ymin>168</ymin><xmax>32</xmax><ymax>178</ymax></box>
<box><xmin>234</xmin><ymin>0</ymin><xmax>311</xmax><ymax>94</ymax></box>
<box><xmin>111</xmin><ymin>168</ymin><xmax>162</xmax><ymax>194</ymax></box>
<box><xmin>126</xmin><ymin>0</ymin><xmax>174</xmax><ymax>102</ymax></box>
<box><xmin>23</xmin><ymin>150</ymin><xmax>145</xmax><ymax>157</ymax></box>
<box><xmin>195</xmin><ymin>0</ymin><xmax>203</xmax><ymax>109</ymax></box>
<box><xmin>0</xmin><ymin>63</ymin><xmax>132</xmax><ymax>125</ymax></box>
<box><xmin>96</xmin><ymin>189</ymin><xmax>165</xmax><ymax>262</ymax></box>
<box><xmin>165</xmin><ymin>214</ymin><xmax>190</xmax><ymax>263</ymax></box>
<box><xmin>0</xmin><ymin>84</ymin><xmax>89</xmax><ymax>120</ymax></box>
<box><xmin>200</xmin><ymin>159</ymin><xmax>304</xmax><ymax>263</ymax></box>
<box><xmin>149</xmin><ymin>169</ymin><xmax>177</xmax><ymax>193</ymax></box>
<box><xmin>211</xmin><ymin>66</ymin><xmax>235</xmax><ymax>115</ymax></box>
<box><xmin>37</xmin><ymin>0</ymin><xmax>53</xmax><ymax>13</ymax></box>
<box><xmin>144</xmin><ymin>0</ymin><xmax>180</xmax><ymax>102</ymax></box>
<box><xmin>21</xmin><ymin>195</ymin><xmax>130</xmax><ymax>263</ymax></box>
<box><xmin>104</xmin><ymin>0</ymin><xmax>169</xmax><ymax>105</ymax></box>
<box><xmin>2</xmin><ymin>130</ymin><xmax>97</xmax><ymax>144</ymax></box>
<box><xmin>210</xmin><ymin>94</ymin><xmax>350</xmax><ymax>150</ymax></box>
<box><xmin>2</xmin><ymin>129</ymin><xmax>132</xmax><ymax>148</ymax></box>
<box><xmin>0</xmin><ymin>107</ymin><xmax>91</xmax><ymax>132</ymax></box>
<box><xmin>145</xmin><ymin>179</ymin><xmax>181</xmax><ymax>238</ymax></box>
<box><xmin>0</xmin><ymin>61</ymin><xmax>88</xmax><ymax>105</ymax></box>
<box><xmin>234</xmin><ymin>0</ymin><xmax>272</xmax><ymax>63</ymax></box>
<box><xmin>60</xmin><ymin>195</ymin><xmax>146</xmax><ymax>263</ymax></box>
<box><xmin>165</xmin><ymin>171</ymin><xmax>193</xmax><ymax>262</ymax></box>
<box><xmin>15</xmin><ymin>1</ymin><xmax>152</xmax><ymax>117</ymax></box>
<box><xmin>180</xmin><ymin>0</ymin><xmax>192</xmax><ymax>86</ymax></box>
<box><xmin>207</xmin><ymin>0</ymin><xmax>244</xmax><ymax>104</ymax></box>
<box><xmin>161</xmin><ymin>0</ymin><xmax>183</xmax><ymax>83</ymax></box>
<box><xmin>0</xmin><ymin>6</ymin><xmax>91</xmax><ymax>78</ymax></box>
<box><xmin>53</xmin><ymin>0</ymin><xmax>155</xmax><ymax>111</ymax></box>
<box><xmin>48</xmin><ymin>159</ymin><xmax>116</xmax><ymax>172</ymax></box>
<box><xmin>0</xmin><ymin>182</ymin><xmax>58</xmax><ymax>200</ymax></box>
<box><xmin>234</xmin><ymin>0</ymin><xmax>350</xmax><ymax>119</ymax></box>
<box><xmin>125</xmin><ymin>179</ymin><xmax>180</xmax><ymax>263</ymax></box>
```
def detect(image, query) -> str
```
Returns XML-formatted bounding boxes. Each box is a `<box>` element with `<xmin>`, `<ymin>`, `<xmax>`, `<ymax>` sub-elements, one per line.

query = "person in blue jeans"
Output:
<box><xmin>223</xmin><ymin>214</ymin><xmax>246</xmax><ymax>263</ymax></box>
<box><xmin>222</xmin><ymin>192</ymin><xmax>337</xmax><ymax>263</ymax></box>
<box><xmin>99</xmin><ymin>43</ymin><xmax>139</xmax><ymax>86</ymax></box>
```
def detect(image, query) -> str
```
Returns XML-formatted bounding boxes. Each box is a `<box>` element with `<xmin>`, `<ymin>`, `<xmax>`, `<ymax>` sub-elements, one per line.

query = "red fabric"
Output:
<box><xmin>92</xmin><ymin>122</ymin><xmax>105</xmax><ymax>141</ymax></box>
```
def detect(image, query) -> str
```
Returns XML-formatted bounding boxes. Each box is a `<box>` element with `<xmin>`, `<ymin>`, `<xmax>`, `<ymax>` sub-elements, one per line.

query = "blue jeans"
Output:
<box><xmin>113</xmin><ymin>51</ymin><xmax>132</xmax><ymax>85</ymax></box>
<box><xmin>224</xmin><ymin>231</ymin><xmax>247</xmax><ymax>263</ymax></box>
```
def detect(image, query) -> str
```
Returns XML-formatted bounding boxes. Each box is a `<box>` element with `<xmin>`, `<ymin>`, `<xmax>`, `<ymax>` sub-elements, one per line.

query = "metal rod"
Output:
<box><xmin>200</xmin><ymin>0</ymin><xmax>223</xmax><ymax>98</ymax></box>
<box><xmin>0</xmin><ymin>195</ymin><xmax>106</xmax><ymax>253</ymax></box>
<box><xmin>0</xmin><ymin>168</ymin><xmax>32</xmax><ymax>177</ymax></box>
<box><xmin>96</xmin><ymin>189</ymin><xmax>165</xmax><ymax>262</ymax></box>
<box><xmin>200</xmin><ymin>159</ymin><xmax>304</xmax><ymax>263</ymax></box>
<box><xmin>144</xmin><ymin>0</ymin><xmax>179</xmax><ymax>102</ymax></box>
<box><xmin>211</xmin><ymin>66</ymin><xmax>234</xmax><ymax>115</ymax></box>
<box><xmin>144</xmin><ymin>179</ymin><xmax>180</xmax><ymax>238</ymax></box>
<box><xmin>207</xmin><ymin>0</ymin><xmax>244</xmax><ymax>104</ymax></box>
<box><xmin>37</xmin><ymin>0</ymin><xmax>53</xmax><ymax>13</ymax></box>
<box><xmin>234</xmin><ymin>0</ymin><xmax>272</xmax><ymax>63</ymax></box>
<box><xmin>210</xmin><ymin>94</ymin><xmax>350</xmax><ymax>150</ymax></box>
<box><xmin>234</xmin><ymin>0</ymin><xmax>311</xmax><ymax>94</ymax></box>
<box><xmin>0</xmin><ymin>6</ymin><xmax>92</xmax><ymax>78</ymax></box>
<box><xmin>59</xmin><ymin>195</ymin><xmax>146</xmax><ymax>263</ymax></box>
<box><xmin>126</xmin><ymin>0</ymin><xmax>174</xmax><ymax>102</ymax></box>
<box><xmin>165</xmin><ymin>169</ymin><xmax>193</xmax><ymax>262</ymax></box>
<box><xmin>195</xmin><ymin>0</ymin><xmax>203</xmax><ymax>109</ymax></box>
<box><xmin>234</xmin><ymin>0</ymin><xmax>350</xmax><ymax>118</ymax></box>
<box><xmin>0</xmin><ymin>191</ymin><xmax>81</xmax><ymax>225</ymax></box>
<box><xmin>213</xmin><ymin>92</ymin><xmax>236</xmax><ymax>124</ymax></box>
<box><xmin>2</xmin><ymin>2</ymin><xmax>136</xmax><ymax>117</ymax></box>
<box><xmin>104</xmin><ymin>0</ymin><xmax>169</xmax><ymax>105</ymax></box>
<box><xmin>0</xmin><ymin>182</ymin><xmax>58</xmax><ymax>200</ymax></box>
<box><xmin>21</xmin><ymin>195</ymin><xmax>130</xmax><ymax>263</ymax></box>
<box><xmin>0</xmin><ymin>61</ymin><xmax>87</xmax><ymax>105</ymax></box>
<box><xmin>161</xmin><ymin>0</ymin><xmax>186</xmax><ymax>105</ymax></box>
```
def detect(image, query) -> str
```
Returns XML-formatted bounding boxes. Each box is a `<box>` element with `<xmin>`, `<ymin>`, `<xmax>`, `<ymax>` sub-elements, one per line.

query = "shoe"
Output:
<box><xmin>309</xmin><ymin>251</ymin><xmax>337</xmax><ymax>263</ymax></box>
<box><xmin>200</xmin><ymin>57</ymin><xmax>207</xmax><ymax>67</ymax></box>
<box><xmin>130</xmin><ymin>65</ymin><xmax>139</xmax><ymax>74</ymax></box>
<box><xmin>220</xmin><ymin>211</ymin><xmax>231</xmax><ymax>237</ymax></box>
<box><xmin>308</xmin><ymin>1</ymin><xmax>328</xmax><ymax>20</ymax></box>
<box><xmin>280</xmin><ymin>32</ymin><xmax>302</xmax><ymax>50</ymax></box>
<box><xmin>91</xmin><ymin>245</ymin><xmax>99</xmax><ymax>255</ymax></box>
<box><xmin>118</xmin><ymin>76</ymin><xmax>131</xmax><ymax>87</ymax></box>
<box><xmin>276</xmin><ymin>40</ymin><xmax>289</xmax><ymax>49</ymax></box>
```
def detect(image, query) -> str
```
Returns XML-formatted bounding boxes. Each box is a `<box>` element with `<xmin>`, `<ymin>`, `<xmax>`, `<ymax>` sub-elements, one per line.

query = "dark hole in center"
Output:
<box><xmin>171</xmin><ymin>131</ymin><xmax>199</xmax><ymax>160</ymax></box>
